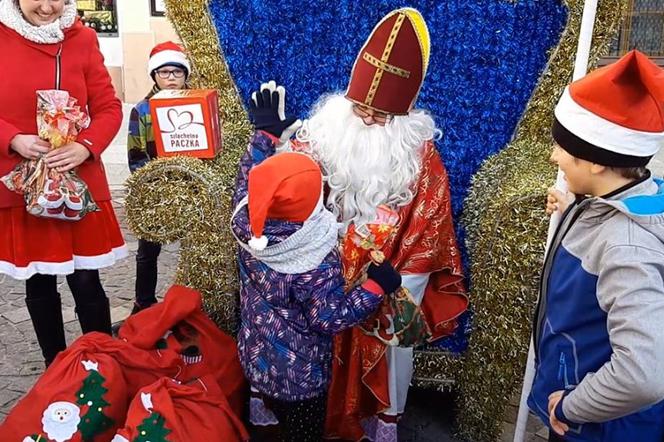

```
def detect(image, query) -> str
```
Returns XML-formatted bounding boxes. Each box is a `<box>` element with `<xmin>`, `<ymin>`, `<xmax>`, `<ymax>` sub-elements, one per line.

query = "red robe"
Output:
<box><xmin>324</xmin><ymin>141</ymin><xmax>467</xmax><ymax>440</ymax></box>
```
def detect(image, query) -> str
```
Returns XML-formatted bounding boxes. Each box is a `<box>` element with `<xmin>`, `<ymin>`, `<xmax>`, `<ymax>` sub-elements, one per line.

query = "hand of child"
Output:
<box><xmin>546</xmin><ymin>187</ymin><xmax>574</xmax><ymax>216</ymax></box>
<box><xmin>548</xmin><ymin>390</ymin><xmax>569</xmax><ymax>436</ymax></box>
<box><xmin>367</xmin><ymin>261</ymin><xmax>402</xmax><ymax>294</ymax></box>
<box><xmin>249</xmin><ymin>81</ymin><xmax>302</xmax><ymax>144</ymax></box>
<box><xmin>44</xmin><ymin>141</ymin><xmax>91</xmax><ymax>172</ymax></box>
<box><xmin>9</xmin><ymin>134</ymin><xmax>50</xmax><ymax>160</ymax></box>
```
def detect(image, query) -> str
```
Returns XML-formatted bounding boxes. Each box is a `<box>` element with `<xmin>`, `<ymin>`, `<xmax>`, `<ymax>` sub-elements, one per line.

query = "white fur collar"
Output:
<box><xmin>0</xmin><ymin>0</ymin><xmax>78</xmax><ymax>44</ymax></box>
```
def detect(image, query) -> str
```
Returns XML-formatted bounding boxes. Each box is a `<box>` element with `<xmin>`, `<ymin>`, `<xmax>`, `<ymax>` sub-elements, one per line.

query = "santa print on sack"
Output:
<box><xmin>24</xmin><ymin>360</ymin><xmax>114</xmax><ymax>442</ymax></box>
<box><xmin>156</xmin><ymin>323</ymin><xmax>204</xmax><ymax>365</ymax></box>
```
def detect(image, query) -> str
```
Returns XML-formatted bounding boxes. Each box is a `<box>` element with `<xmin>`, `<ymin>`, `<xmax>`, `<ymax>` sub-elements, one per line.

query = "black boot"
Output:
<box><xmin>75</xmin><ymin>297</ymin><xmax>112</xmax><ymax>335</ymax></box>
<box><xmin>25</xmin><ymin>294</ymin><xmax>67</xmax><ymax>367</ymax></box>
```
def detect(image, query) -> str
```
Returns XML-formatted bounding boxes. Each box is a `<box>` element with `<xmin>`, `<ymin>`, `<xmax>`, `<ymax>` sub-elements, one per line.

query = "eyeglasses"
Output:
<box><xmin>155</xmin><ymin>68</ymin><xmax>186</xmax><ymax>79</ymax></box>
<box><xmin>352</xmin><ymin>104</ymin><xmax>393</xmax><ymax>125</ymax></box>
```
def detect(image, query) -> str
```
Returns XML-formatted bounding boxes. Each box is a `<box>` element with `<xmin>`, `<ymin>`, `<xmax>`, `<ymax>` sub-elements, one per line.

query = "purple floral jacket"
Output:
<box><xmin>231</xmin><ymin>131</ymin><xmax>382</xmax><ymax>401</ymax></box>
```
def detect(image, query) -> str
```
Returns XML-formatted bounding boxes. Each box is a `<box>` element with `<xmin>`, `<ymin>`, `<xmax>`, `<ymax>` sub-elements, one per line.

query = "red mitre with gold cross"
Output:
<box><xmin>346</xmin><ymin>8</ymin><xmax>431</xmax><ymax>115</ymax></box>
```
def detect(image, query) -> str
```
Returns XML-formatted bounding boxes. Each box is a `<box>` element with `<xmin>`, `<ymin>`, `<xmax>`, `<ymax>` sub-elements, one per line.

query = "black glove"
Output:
<box><xmin>367</xmin><ymin>261</ymin><xmax>402</xmax><ymax>294</ymax></box>
<box><xmin>249</xmin><ymin>81</ymin><xmax>300</xmax><ymax>140</ymax></box>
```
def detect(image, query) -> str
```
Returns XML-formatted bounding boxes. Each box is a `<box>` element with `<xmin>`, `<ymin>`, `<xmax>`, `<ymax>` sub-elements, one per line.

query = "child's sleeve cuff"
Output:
<box><xmin>361</xmin><ymin>279</ymin><xmax>384</xmax><ymax>296</ymax></box>
<box><xmin>259</xmin><ymin>130</ymin><xmax>280</xmax><ymax>145</ymax></box>
<box><xmin>554</xmin><ymin>390</ymin><xmax>577</xmax><ymax>426</ymax></box>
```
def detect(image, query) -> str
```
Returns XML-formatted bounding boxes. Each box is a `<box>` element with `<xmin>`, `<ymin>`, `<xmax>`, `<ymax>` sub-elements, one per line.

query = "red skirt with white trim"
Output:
<box><xmin>0</xmin><ymin>201</ymin><xmax>128</xmax><ymax>280</ymax></box>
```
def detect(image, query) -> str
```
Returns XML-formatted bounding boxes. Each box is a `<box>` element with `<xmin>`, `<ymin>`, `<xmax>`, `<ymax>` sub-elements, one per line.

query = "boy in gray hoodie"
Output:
<box><xmin>528</xmin><ymin>50</ymin><xmax>664</xmax><ymax>442</ymax></box>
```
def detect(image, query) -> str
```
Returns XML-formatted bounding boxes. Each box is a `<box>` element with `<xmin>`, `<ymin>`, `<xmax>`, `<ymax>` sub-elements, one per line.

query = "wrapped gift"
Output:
<box><xmin>149</xmin><ymin>89</ymin><xmax>222</xmax><ymax>159</ymax></box>
<box><xmin>342</xmin><ymin>205</ymin><xmax>400</xmax><ymax>284</ymax></box>
<box><xmin>342</xmin><ymin>206</ymin><xmax>432</xmax><ymax>347</ymax></box>
<box><xmin>1</xmin><ymin>90</ymin><xmax>98</xmax><ymax>221</ymax></box>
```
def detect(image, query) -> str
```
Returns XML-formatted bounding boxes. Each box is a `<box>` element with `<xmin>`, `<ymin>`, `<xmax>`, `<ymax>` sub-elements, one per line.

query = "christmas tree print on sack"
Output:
<box><xmin>1</xmin><ymin>333</ymin><xmax>185</xmax><ymax>442</ymax></box>
<box><xmin>20</xmin><ymin>361</ymin><xmax>114</xmax><ymax>442</ymax></box>
<box><xmin>134</xmin><ymin>393</ymin><xmax>171</xmax><ymax>442</ymax></box>
<box><xmin>75</xmin><ymin>360</ymin><xmax>115</xmax><ymax>440</ymax></box>
<box><xmin>111</xmin><ymin>378</ymin><xmax>248</xmax><ymax>441</ymax></box>
<box><xmin>110</xmin><ymin>393</ymin><xmax>172</xmax><ymax>442</ymax></box>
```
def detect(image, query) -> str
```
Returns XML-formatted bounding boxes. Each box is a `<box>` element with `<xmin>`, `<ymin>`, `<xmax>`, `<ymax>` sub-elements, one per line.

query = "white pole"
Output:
<box><xmin>512</xmin><ymin>1</ymin><xmax>598</xmax><ymax>440</ymax></box>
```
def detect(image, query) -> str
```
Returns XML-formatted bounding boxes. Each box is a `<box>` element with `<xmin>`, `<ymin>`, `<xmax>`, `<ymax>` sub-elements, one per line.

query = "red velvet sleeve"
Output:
<box><xmin>0</xmin><ymin>117</ymin><xmax>21</xmax><ymax>159</ymax></box>
<box><xmin>75</xmin><ymin>33</ymin><xmax>122</xmax><ymax>161</ymax></box>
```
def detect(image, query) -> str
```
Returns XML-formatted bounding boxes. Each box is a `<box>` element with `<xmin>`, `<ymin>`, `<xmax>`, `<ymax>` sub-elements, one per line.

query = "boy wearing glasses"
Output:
<box><xmin>125</xmin><ymin>41</ymin><xmax>190</xmax><ymax>315</ymax></box>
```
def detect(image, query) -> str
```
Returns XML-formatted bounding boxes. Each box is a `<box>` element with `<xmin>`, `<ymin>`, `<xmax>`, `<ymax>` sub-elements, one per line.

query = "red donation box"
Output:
<box><xmin>149</xmin><ymin>89</ymin><xmax>222</xmax><ymax>159</ymax></box>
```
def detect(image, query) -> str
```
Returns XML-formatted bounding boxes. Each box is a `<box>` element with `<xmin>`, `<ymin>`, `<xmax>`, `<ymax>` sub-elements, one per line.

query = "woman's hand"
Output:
<box><xmin>9</xmin><ymin>134</ymin><xmax>50</xmax><ymax>160</ymax></box>
<box><xmin>44</xmin><ymin>142</ymin><xmax>91</xmax><ymax>172</ymax></box>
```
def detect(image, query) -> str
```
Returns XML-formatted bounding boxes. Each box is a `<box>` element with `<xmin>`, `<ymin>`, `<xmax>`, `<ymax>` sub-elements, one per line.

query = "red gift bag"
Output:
<box><xmin>111</xmin><ymin>376</ymin><xmax>248</xmax><ymax>442</ymax></box>
<box><xmin>0</xmin><ymin>333</ymin><xmax>182</xmax><ymax>442</ymax></box>
<box><xmin>118</xmin><ymin>285</ymin><xmax>247</xmax><ymax>417</ymax></box>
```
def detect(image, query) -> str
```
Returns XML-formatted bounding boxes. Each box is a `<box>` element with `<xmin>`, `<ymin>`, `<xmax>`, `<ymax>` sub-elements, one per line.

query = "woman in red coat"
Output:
<box><xmin>0</xmin><ymin>0</ymin><xmax>127</xmax><ymax>366</ymax></box>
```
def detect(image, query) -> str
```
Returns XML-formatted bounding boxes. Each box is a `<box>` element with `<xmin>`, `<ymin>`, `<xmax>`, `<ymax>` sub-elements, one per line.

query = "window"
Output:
<box><xmin>151</xmin><ymin>0</ymin><xmax>166</xmax><ymax>17</ymax></box>
<box><xmin>602</xmin><ymin>0</ymin><xmax>664</xmax><ymax>65</ymax></box>
<box><xmin>77</xmin><ymin>0</ymin><xmax>119</xmax><ymax>37</ymax></box>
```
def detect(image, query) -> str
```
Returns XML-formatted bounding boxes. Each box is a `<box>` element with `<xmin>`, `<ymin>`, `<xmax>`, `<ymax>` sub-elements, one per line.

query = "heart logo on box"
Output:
<box><xmin>163</xmin><ymin>108</ymin><xmax>204</xmax><ymax>134</ymax></box>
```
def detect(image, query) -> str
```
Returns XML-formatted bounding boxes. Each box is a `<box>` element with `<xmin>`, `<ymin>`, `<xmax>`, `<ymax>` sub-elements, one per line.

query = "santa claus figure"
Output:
<box><xmin>22</xmin><ymin>401</ymin><xmax>81</xmax><ymax>442</ymax></box>
<box><xmin>294</xmin><ymin>7</ymin><xmax>468</xmax><ymax>441</ymax></box>
<box><xmin>243</xmin><ymin>7</ymin><xmax>467</xmax><ymax>441</ymax></box>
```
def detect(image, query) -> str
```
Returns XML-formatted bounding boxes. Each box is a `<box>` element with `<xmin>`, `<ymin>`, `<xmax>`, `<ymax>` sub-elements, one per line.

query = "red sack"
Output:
<box><xmin>118</xmin><ymin>285</ymin><xmax>247</xmax><ymax>417</ymax></box>
<box><xmin>0</xmin><ymin>333</ymin><xmax>182</xmax><ymax>442</ymax></box>
<box><xmin>111</xmin><ymin>376</ymin><xmax>248</xmax><ymax>442</ymax></box>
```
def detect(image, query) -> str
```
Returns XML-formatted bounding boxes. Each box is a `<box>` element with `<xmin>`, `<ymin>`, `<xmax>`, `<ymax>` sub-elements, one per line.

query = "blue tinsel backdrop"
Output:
<box><xmin>208</xmin><ymin>0</ymin><xmax>567</xmax><ymax>352</ymax></box>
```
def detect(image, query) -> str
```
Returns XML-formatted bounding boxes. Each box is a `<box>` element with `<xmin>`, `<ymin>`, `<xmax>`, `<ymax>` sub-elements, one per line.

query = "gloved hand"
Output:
<box><xmin>249</xmin><ymin>81</ymin><xmax>302</xmax><ymax>148</ymax></box>
<box><xmin>367</xmin><ymin>261</ymin><xmax>402</xmax><ymax>294</ymax></box>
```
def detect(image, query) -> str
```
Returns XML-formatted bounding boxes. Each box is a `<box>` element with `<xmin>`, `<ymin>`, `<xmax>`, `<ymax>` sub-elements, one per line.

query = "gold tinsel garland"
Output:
<box><xmin>456</xmin><ymin>1</ymin><xmax>627</xmax><ymax>440</ymax></box>
<box><xmin>124</xmin><ymin>0</ymin><xmax>627</xmax><ymax>440</ymax></box>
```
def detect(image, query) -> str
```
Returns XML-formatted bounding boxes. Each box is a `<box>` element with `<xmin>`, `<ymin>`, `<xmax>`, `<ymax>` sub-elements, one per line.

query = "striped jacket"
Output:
<box><xmin>127</xmin><ymin>85</ymin><xmax>159</xmax><ymax>172</ymax></box>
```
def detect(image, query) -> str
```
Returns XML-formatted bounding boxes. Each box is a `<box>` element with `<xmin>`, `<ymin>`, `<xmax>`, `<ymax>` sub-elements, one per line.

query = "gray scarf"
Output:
<box><xmin>231</xmin><ymin>196</ymin><xmax>343</xmax><ymax>274</ymax></box>
<box><xmin>0</xmin><ymin>0</ymin><xmax>78</xmax><ymax>44</ymax></box>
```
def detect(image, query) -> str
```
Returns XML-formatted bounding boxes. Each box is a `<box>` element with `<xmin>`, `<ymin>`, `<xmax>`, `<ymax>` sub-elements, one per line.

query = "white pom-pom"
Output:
<box><xmin>248</xmin><ymin>235</ymin><xmax>269</xmax><ymax>251</ymax></box>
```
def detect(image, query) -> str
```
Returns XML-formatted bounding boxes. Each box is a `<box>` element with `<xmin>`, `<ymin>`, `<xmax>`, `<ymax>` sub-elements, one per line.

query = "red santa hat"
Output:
<box><xmin>553</xmin><ymin>50</ymin><xmax>664</xmax><ymax>167</ymax></box>
<box><xmin>148</xmin><ymin>41</ymin><xmax>191</xmax><ymax>77</ymax></box>
<box><xmin>346</xmin><ymin>7</ymin><xmax>430</xmax><ymax>115</ymax></box>
<box><xmin>247</xmin><ymin>153</ymin><xmax>324</xmax><ymax>251</ymax></box>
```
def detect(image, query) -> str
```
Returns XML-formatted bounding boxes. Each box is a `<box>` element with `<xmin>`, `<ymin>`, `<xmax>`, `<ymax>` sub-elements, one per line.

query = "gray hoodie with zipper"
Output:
<box><xmin>528</xmin><ymin>175</ymin><xmax>664</xmax><ymax>441</ymax></box>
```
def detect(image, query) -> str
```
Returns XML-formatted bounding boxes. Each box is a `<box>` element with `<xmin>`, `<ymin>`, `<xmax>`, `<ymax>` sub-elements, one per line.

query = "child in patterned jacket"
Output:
<box><xmin>231</xmin><ymin>87</ymin><xmax>400</xmax><ymax>441</ymax></box>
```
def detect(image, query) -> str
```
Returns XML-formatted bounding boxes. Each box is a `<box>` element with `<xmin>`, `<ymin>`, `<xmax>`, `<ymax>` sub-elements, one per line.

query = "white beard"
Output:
<box><xmin>296</xmin><ymin>93</ymin><xmax>439</xmax><ymax>231</ymax></box>
<box><xmin>41</xmin><ymin>401</ymin><xmax>81</xmax><ymax>442</ymax></box>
